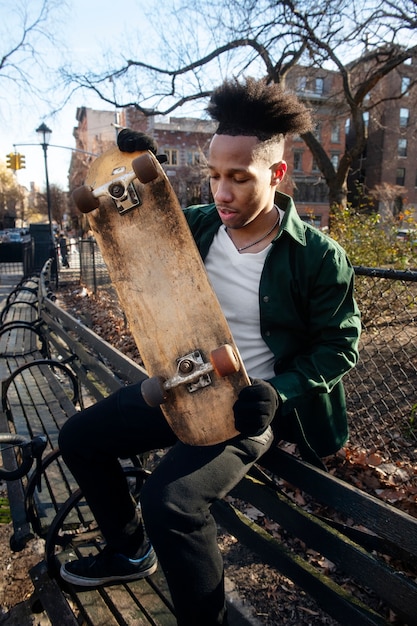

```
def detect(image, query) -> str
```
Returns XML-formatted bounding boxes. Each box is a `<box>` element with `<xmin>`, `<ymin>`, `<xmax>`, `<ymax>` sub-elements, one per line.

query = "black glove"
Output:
<box><xmin>117</xmin><ymin>129</ymin><xmax>168</xmax><ymax>164</ymax></box>
<box><xmin>233</xmin><ymin>379</ymin><xmax>280</xmax><ymax>437</ymax></box>
<box><xmin>117</xmin><ymin>128</ymin><xmax>158</xmax><ymax>154</ymax></box>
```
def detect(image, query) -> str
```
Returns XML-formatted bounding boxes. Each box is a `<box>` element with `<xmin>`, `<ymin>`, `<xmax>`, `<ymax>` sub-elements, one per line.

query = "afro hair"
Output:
<box><xmin>207</xmin><ymin>77</ymin><xmax>313</xmax><ymax>139</ymax></box>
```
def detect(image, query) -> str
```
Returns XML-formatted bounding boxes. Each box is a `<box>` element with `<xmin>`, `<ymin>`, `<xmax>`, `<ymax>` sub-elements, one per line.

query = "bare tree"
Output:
<box><xmin>62</xmin><ymin>0</ymin><xmax>417</xmax><ymax>210</ymax></box>
<box><xmin>0</xmin><ymin>162</ymin><xmax>26</xmax><ymax>229</ymax></box>
<box><xmin>369</xmin><ymin>183</ymin><xmax>407</xmax><ymax>225</ymax></box>
<box><xmin>0</xmin><ymin>0</ymin><xmax>68</xmax><ymax>114</ymax></box>
<box><xmin>34</xmin><ymin>183</ymin><xmax>69</xmax><ymax>230</ymax></box>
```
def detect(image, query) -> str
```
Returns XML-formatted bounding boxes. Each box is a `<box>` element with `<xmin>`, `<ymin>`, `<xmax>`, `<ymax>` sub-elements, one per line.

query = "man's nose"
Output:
<box><xmin>213</xmin><ymin>179</ymin><xmax>233</xmax><ymax>202</ymax></box>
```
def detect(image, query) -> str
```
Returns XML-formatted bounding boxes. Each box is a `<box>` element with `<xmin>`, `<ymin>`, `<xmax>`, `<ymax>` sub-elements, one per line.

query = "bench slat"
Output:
<box><xmin>230</xmin><ymin>472</ymin><xmax>417</xmax><ymax>623</ymax></box>
<box><xmin>261</xmin><ymin>448</ymin><xmax>417</xmax><ymax>557</ymax></box>
<box><xmin>213</xmin><ymin>499</ymin><xmax>388</xmax><ymax>626</ymax></box>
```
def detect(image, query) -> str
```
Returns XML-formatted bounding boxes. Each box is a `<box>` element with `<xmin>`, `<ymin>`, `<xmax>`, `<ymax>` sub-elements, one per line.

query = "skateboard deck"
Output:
<box><xmin>73</xmin><ymin>146</ymin><xmax>250</xmax><ymax>445</ymax></box>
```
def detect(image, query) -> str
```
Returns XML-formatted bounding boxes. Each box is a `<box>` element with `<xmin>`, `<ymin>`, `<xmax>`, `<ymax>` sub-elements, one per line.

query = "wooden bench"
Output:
<box><xmin>1</xmin><ymin>260</ymin><xmax>417</xmax><ymax>626</ymax></box>
<box><xmin>215</xmin><ymin>448</ymin><xmax>417</xmax><ymax>626</ymax></box>
<box><xmin>0</xmin><ymin>263</ymin><xmax>252</xmax><ymax>625</ymax></box>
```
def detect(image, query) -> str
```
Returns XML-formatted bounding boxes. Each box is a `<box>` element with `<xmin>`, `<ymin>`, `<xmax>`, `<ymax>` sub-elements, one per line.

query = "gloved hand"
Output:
<box><xmin>117</xmin><ymin>129</ymin><xmax>168</xmax><ymax>163</ymax></box>
<box><xmin>233</xmin><ymin>379</ymin><xmax>280</xmax><ymax>437</ymax></box>
<box><xmin>117</xmin><ymin>128</ymin><xmax>158</xmax><ymax>154</ymax></box>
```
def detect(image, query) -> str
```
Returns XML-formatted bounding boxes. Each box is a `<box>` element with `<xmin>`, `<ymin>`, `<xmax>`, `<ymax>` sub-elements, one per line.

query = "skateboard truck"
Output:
<box><xmin>73</xmin><ymin>153</ymin><xmax>160</xmax><ymax>216</ymax></box>
<box><xmin>141</xmin><ymin>345</ymin><xmax>241</xmax><ymax>407</ymax></box>
<box><xmin>170</xmin><ymin>350</ymin><xmax>213</xmax><ymax>393</ymax></box>
<box><xmin>107</xmin><ymin>170</ymin><xmax>142</xmax><ymax>215</ymax></box>
<box><xmin>72</xmin><ymin>169</ymin><xmax>141</xmax><ymax>215</ymax></box>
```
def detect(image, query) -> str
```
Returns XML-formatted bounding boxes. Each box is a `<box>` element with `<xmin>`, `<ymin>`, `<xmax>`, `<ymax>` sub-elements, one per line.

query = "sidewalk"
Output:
<box><xmin>0</xmin><ymin>272</ymin><xmax>23</xmax><ymax>310</ymax></box>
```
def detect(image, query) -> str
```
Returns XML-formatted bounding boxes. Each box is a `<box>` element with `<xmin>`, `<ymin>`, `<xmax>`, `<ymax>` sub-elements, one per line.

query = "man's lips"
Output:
<box><xmin>217</xmin><ymin>206</ymin><xmax>238</xmax><ymax>220</ymax></box>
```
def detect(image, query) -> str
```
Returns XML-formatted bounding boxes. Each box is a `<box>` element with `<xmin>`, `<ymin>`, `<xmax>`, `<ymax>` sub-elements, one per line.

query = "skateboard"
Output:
<box><xmin>72</xmin><ymin>146</ymin><xmax>250</xmax><ymax>445</ymax></box>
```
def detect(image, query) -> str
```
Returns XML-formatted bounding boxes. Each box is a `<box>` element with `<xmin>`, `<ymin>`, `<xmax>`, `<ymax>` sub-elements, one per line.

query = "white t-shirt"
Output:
<box><xmin>204</xmin><ymin>226</ymin><xmax>276</xmax><ymax>379</ymax></box>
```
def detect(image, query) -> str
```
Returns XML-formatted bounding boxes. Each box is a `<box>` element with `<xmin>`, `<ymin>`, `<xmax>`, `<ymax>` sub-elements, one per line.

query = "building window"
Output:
<box><xmin>331</xmin><ymin>123</ymin><xmax>340</xmax><ymax>143</ymax></box>
<box><xmin>315</xmin><ymin>78</ymin><xmax>324</xmax><ymax>94</ymax></box>
<box><xmin>297</xmin><ymin>76</ymin><xmax>307</xmax><ymax>91</ymax></box>
<box><xmin>396</xmin><ymin>167</ymin><xmax>405</xmax><ymax>186</ymax></box>
<box><xmin>314</xmin><ymin>122</ymin><xmax>322</xmax><ymax>141</ymax></box>
<box><xmin>187</xmin><ymin>184</ymin><xmax>202</xmax><ymax>204</ymax></box>
<box><xmin>187</xmin><ymin>151</ymin><xmax>200</xmax><ymax>166</ymax></box>
<box><xmin>362</xmin><ymin>111</ymin><xmax>369</xmax><ymax>138</ymax></box>
<box><xmin>293</xmin><ymin>181</ymin><xmax>328</xmax><ymax>204</ymax></box>
<box><xmin>400</xmin><ymin>108</ymin><xmax>409</xmax><ymax>127</ymax></box>
<box><xmin>398</xmin><ymin>138</ymin><xmax>407</xmax><ymax>157</ymax></box>
<box><xmin>401</xmin><ymin>76</ymin><xmax>410</xmax><ymax>95</ymax></box>
<box><xmin>293</xmin><ymin>150</ymin><xmax>303</xmax><ymax>171</ymax></box>
<box><xmin>163</xmin><ymin>149</ymin><xmax>179</xmax><ymax>165</ymax></box>
<box><xmin>300</xmin><ymin>214</ymin><xmax>322</xmax><ymax>228</ymax></box>
<box><xmin>312</xmin><ymin>158</ymin><xmax>321</xmax><ymax>173</ymax></box>
<box><xmin>330</xmin><ymin>153</ymin><xmax>339</xmax><ymax>168</ymax></box>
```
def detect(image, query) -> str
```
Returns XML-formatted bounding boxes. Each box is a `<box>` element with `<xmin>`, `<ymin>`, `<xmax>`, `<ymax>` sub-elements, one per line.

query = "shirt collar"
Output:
<box><xmin>274</xmin><ymin>191</ymin><xmax>307</xmax><ymax>246</ymax></box>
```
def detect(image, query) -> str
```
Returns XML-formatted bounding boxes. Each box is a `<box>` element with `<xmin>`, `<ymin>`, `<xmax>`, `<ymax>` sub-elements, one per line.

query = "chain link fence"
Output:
<box><xmin>344</xmin><ymin>267</ymin><xmax>417</xmax><ymax>464</ymax></box>
<box><xmin>62</xmin><ymin>241</ymin><xmax>417</xmax><ymax>465</ymax></box>
<box><xmin>79</xmin><ymin>239</ymin><xmax>112</xmax><ymax>291</ymax></box>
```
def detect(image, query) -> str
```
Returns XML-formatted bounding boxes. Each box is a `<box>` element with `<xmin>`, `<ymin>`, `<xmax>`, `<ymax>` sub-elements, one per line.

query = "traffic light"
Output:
<box><xmin>5</xmin><ymin>152</ymin><xmax>25</xmax><ymax>170</ymax></box>
<box><xmin>6</xmin><ymin>153</ymin><xmax>16</xmax><ymax>170</ymax></box>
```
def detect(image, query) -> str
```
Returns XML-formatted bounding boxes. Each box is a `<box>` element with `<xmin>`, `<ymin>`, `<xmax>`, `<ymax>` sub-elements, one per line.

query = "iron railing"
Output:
<box><xmin>58</xmin><ymin>242</ymin><xmax>417</xmax><ymax>465</ymax></box>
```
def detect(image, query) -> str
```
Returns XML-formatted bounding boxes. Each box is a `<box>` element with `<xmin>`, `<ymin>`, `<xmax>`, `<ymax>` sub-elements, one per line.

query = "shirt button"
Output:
<box><xmin>262</xmin><ymin>295</ymin><xmax>270</xmax><ymax>303</ymax></box>
<box><xmin>265</xmin><ymin>330</ymin><xmax>271</xmax><ymax>337</ymax></box>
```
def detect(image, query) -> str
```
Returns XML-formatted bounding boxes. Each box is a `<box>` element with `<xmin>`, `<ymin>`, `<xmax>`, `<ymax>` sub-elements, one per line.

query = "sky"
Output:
<box><xmin>1</xmin><ymin>0</ymin><xmax>155</xmax><ymax>191</ymax></box>
<box><xmin>3</xmin><ymin>0</ymin><xmax>414</xmax><ymax>195</ymax></box>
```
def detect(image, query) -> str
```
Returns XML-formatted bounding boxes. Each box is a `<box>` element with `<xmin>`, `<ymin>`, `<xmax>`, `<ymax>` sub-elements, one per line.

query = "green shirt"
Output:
<box><xmin>184</xmin><ymin>192</ymin><xmax>361</xmax><ymax>458</ymax></box>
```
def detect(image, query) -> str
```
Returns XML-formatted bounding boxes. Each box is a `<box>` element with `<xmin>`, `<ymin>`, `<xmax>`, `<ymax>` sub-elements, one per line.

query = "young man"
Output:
<box><xmin>59</xmin><ymin>77</ymin><xmax>361</xmax><ymax>626</ymax></box>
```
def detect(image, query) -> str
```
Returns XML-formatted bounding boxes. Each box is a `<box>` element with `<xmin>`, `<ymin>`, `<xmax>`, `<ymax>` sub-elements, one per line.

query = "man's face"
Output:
<box><xmin>207</xmin><ymin>134</ymin><xmax>286</xmax><ymax>230</ymax></box>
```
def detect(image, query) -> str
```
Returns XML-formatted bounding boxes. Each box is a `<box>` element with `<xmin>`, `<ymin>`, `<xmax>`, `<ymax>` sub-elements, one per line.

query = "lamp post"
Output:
<box><xmin>36</xmin><ymin>123</ymin><xmax>57</xmax><ymax>280</ymax></box>
<box><xmin>36</xmin><ymin>123</ymin><xmax>53</xmax><ymax>236</ymax></box>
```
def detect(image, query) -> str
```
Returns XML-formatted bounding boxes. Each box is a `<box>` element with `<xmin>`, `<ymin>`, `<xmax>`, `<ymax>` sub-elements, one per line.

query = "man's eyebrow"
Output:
<box><xmin>207</xmin><ymin>164</ymin><xmax>249</xmax><ymax>173</ymax></box>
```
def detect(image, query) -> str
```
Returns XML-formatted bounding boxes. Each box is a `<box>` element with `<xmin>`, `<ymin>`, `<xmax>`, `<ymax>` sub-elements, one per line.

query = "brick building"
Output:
<box><xmin>347</xmin><ymin>57</ymin><xmax>417</xmax><ymax>217</ymax></box>
<box><xmin>124</xmin><ymin>109</ymin><xmax>216</xmax><ymax>207</ymax></box>
<box><xmin>283</xmin><ymin>66</ymin><xmax>348</xmax><ymax>228</ymax></box>
<box><xmin>70</xmin><ymin>56</ymin><xmax>417</xmax><ymax>228</ymax></box>
<box><xmin>125</xmin><ymin>85</ymin><xmax>346</xmax><ymax>228</ymax></box>
<box><xmin>69</xmin><ymin>107</ymin><xmax>125</xmax><ymax>191</ymax></box>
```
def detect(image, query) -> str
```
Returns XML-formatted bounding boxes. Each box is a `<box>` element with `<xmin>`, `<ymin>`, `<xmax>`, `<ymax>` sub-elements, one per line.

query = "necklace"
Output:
<box><xmin>227</xmin><ymin>206</ymin><xmax>280</xmax><ymax>252</ymax></box>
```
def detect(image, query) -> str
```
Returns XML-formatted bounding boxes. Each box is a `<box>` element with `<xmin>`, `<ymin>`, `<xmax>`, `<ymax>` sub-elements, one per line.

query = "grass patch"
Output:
<box><xmin>0</xmin><ymin>496</ymin><xmax>11</xmax><ymax>524</ymax></box>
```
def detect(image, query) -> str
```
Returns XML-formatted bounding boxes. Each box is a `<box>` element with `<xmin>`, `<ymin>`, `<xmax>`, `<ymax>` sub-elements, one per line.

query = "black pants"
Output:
<box><xmin>58</xmin><ymin>382</ymin><xmax>274</xmax><ymax>625</ymax></box>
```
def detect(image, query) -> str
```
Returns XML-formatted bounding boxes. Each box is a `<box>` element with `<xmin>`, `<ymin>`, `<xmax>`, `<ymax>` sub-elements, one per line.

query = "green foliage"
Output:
<box><xmin>329</xmin><ymin>206</ymin><xmax>417</xmax><ymax>269</ymax></box>
<box><xmin>0</xmin><ymin>497</ymin><xmax>11</xmax><ymax>524</ymax></box>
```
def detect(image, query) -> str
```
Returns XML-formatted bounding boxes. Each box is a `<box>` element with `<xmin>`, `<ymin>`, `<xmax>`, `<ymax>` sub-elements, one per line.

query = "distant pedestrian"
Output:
<box><xmin>58</xmin><ymin>233</ymin><xmax>69</xmax><ymax>268</ymax></box>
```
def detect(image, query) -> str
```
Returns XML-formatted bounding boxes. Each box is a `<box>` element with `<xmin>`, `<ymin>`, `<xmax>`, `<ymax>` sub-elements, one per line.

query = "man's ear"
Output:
<box><xmin>271</xmin><ymin>161</ymin><xmax>287</xmax><ymax>185</ymax></box>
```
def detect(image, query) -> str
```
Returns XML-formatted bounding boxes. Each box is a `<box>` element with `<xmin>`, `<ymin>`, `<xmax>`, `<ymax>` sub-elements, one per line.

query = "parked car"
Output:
<box><xmin>396</xmin><ymin>229</ymin><xmax>417</xmax><ymax>245</ymax></box>
<box><xmin>0</xmin><ymin>229</ymin><xmax>31</xmax><ymax>243</ymax></box>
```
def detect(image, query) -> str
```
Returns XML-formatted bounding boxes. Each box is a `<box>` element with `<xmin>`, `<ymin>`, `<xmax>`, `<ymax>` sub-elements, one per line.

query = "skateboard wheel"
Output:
<box><xmin>141</xmin><ymin>376</ymin><xmax>168</xmax><ymax>407</ymax></box>
<box><xmin>210</xmin><ymin>345</ymin><xmax>241</xmax><ymax>377</ymax></box>
<box><xmin>132</xmin><ymin>154</ymin><xmax>159</xmax><ymax>183</ymax></box>
<box><xmin>72</xmin><ymin>185</ymin><xmax>100</xmax><ymax>213</ymax></box>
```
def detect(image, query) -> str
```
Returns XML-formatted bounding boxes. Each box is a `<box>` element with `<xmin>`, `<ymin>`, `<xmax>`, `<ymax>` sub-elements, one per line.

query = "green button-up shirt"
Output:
<box><xmin>184</xmin><ymin>192</ymin><xmax>361</xmax><ymax>458</ymax></box>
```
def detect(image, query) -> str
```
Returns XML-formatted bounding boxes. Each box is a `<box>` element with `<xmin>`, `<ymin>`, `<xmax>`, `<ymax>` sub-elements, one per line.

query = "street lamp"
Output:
<box><xmin>36</xmin><ymin>122</ymin><xmax>57</xmax><ymax>278</ymax></box>
<box><xmin>36</xmin><ymin>123</ymin><xmax>53</xmax><ymax>236</ymax></box>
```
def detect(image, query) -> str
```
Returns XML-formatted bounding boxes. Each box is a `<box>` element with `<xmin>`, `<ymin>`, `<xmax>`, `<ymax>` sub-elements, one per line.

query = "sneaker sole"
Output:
<box><xmin>60</xmin><ymin>559</ymin><xmax>158</xmax><ymax>587</ymax></box>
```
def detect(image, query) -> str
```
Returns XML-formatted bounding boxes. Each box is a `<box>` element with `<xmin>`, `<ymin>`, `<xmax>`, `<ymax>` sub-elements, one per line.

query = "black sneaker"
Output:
<box><xmin>60</xmin><ymin>544</ymin><xmax>158</xmax><ymax>587</ymax></box>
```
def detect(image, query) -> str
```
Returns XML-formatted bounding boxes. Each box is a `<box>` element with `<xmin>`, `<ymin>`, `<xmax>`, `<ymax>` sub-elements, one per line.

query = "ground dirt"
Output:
<box><xmin>1</xmin><ymin>285</ymin><xmax>416</xmax><ymax>625</ymax></box>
